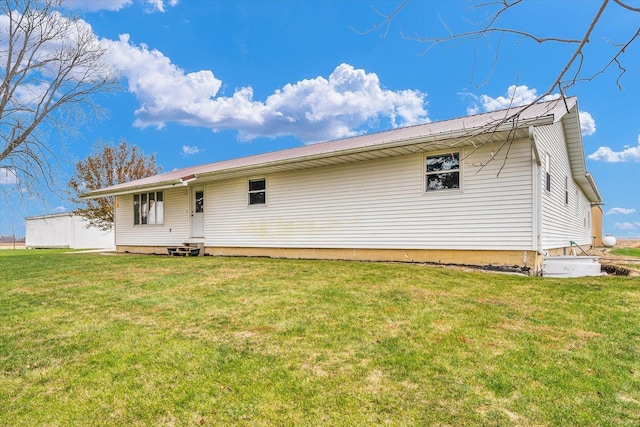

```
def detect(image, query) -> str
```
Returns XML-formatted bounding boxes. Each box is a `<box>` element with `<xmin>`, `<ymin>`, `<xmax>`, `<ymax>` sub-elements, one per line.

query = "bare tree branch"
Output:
<box><xmin>363</xmin><ymin>0</ymin><xmax>639</xmax><ymax>98</ymax></box>
<box><xmin>573</xmin><ymin>28</ymin><xmax>640</xmax><ymax>90</ymax></box>
<box><xmin>408</xmin><ymin>26</ymin><xmax>583</xmax><ymax>48</ymax></box>
<box><xmin>613</xmin><ymin>0</ymin><xmax>640</xmax><ymax>12</ymax></box>
<box><xmin>350</xmin><ymin>0</ymin><xmax>409</xmax><ymax>38</ymax></box>
<box><xmin>543</xmin><ymin>0</ymin><xmax>610</xmax><ymax>97</ymax></box>
<box><xmin>0</xmin><ymin>0</ymin><xmax>119</xmax><ymax>199</ymax></box>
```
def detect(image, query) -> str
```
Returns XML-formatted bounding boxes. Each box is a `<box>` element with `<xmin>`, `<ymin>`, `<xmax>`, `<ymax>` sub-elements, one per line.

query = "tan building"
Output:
<box><xmin>591</xmin><ymin>205</ymin><xmax>604</xmax><ymax>247</ymax></box>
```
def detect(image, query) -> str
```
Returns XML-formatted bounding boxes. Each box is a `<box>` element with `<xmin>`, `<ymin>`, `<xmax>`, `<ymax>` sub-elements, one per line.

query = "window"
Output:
<box><xmin>133</xmin><ymin>191</ymin><xmax>164</xmax><ymax>225</ymax></box>
<box><xmin>195</xmin><ymin>190</ymin><xmax>204</xmax><ymax>213</ymax></box>
<box><xmin>425</xmin><ymin>152</ymin><xmax>460</xmax><ymax>191</ymax></box>
<box><xmin>564</xmin><ymin>176</ymin><xmax>569</xmax><ymax>205</ymax></box>
<box><xmin>248</xmin><ymin>178</ymin><xmax>266</xmax><ymax>205</ymax></box>
<box><xmin>545</xmin><ymin>153</ymin><xmax>551</xmax><ymax>192</ymax></box>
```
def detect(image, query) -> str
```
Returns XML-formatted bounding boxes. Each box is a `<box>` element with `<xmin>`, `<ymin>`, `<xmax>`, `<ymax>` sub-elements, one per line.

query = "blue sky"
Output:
<box><xmin>1</xmin><ymin>0</ymin><xmax>639</xmax><ymax>239</ymax></box>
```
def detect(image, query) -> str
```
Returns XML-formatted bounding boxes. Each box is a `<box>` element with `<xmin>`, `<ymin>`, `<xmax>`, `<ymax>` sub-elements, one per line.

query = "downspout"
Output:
<box><xmin>113</xmin><ymin>195</ymin><xmax>118</xmax><ymax>251</ymax></box>
<box><xmin>529</xmin><ymin>125</ymin><xmax>541</xmax><ymax>166</ymax></box>
<box><xmin>529</xmin><ymin>126</ymin><xmax>546</xmax><ymax>258</ymax></box>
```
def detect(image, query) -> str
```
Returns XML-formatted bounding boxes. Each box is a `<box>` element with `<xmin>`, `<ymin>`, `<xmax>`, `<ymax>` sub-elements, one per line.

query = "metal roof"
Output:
<box><xmin>81</xmin><ymin>96</ymin><xmax>600</xmax><ymax>202</ymax></box>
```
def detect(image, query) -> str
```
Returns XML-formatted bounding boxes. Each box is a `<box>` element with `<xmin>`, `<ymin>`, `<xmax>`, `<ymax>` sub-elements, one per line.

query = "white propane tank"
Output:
<box><xmin>602</xmin><ymin>235</ymin><xmax>617</xmax><ymax>247</ymax></box>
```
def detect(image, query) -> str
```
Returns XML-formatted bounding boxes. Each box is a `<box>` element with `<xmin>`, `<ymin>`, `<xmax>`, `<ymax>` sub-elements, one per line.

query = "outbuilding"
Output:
<box><xmin>25</xmin><ymin>213</ymin><xmax>115</xmax><ymax>250</ymax></box>
<box><xmin>81</xmin><ymin>97</ymin><xmax>602</xmax><ymax>275</ymax></box>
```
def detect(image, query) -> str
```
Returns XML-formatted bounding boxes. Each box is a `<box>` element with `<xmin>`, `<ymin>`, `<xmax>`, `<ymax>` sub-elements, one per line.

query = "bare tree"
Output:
<box><xmin>356</xmin><ymin>0</ymin><xmax>640</xmax><ymax>101</ymax></box>
<box><xmin>353</xmin><ymin>0</ymin><xmax>639</xmax><ymax>173</ymax></box>
<box><xmin>0</xmin><ymin>0</ymin><xmax>118</xmax><ymax>196</ymax></box>
<box><xmin>68</xmin><ymin>139</ymin><xmax>161</xmax><ymax>231</ymax></box>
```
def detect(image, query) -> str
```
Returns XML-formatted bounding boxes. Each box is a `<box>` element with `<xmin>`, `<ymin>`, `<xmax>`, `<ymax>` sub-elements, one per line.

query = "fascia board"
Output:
<box><xmin>79</xmin><ymin>115</ymin><xmax>555</xmax><ymax>198</ymax></box>
<box><xmin>79</xmin><ymin>181</ymin><xmax>183</xmax><ymax>199</ymax></box>
<box><xmin>194</xmin><ymin>116</ymin><xmax>555</xmax><ymax>181</ymax></box>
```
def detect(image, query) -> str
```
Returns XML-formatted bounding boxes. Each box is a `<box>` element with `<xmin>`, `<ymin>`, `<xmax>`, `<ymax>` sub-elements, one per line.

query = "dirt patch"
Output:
<box><xmin>0</xmin><ymin>242</ymin><xmax>25</xmax><ymax>250</ymax></box>
<box><xmin>614</xmin><ymin>239</ymin><xmax>640</xmax><ymax>249</ymax></box>
<box><xmin>589</xmin><ymin>239</ymin><xmax>640</xmax><ymax>277</ymax></box>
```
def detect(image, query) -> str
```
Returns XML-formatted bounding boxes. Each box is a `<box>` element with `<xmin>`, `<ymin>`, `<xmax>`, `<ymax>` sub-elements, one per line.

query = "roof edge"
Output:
<box><xmin>80</xmin><ymin>181</ymin><xmax>184</xmax><ymax>199</ymax></box>
<box><xmin>81</xmin><ymin>114</ymin><xmax>556</xmax><ymax>198</ymax></box>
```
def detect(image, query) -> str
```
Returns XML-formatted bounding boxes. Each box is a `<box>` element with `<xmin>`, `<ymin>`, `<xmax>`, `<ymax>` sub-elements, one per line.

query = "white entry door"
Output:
<box><xmin>191</xmin><ymin>186</ymin><xmax>204</xmax><ymax>238</ymax></box>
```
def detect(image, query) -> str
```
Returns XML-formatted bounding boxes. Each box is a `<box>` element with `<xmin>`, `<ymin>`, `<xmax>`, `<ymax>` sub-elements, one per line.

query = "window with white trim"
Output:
<box><xmin>133</xmin><ymin>191</ymin><xmax>164</xmax><ymax>225</ymax></box>
<box><xmin>564</xmin><ymin>176</ymin><xmax>569</xmax><ymax>205</ymax></box>
<box><xmin>248</xmin><ymin>178</ymin><xmax>266</xmax><ymax>205</ymax></box>
<box><xmin>425</xmin><ymin>152</ymin><xmax>460</xmax><ymax>191</ymax></box>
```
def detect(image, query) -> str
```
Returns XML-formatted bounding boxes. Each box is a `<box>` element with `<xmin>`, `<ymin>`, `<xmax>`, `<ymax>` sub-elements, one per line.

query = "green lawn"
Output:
<box><xmin>610</xmin><ymin>247</ymin><xmax>640</xmax><ymax>259</ymax></box>
<box><xmin>1</xmin><ymin>250</ymin><xmax>639</xmax><ymax>426</ymax></box>
<box><xmin>606</xmin><ymin>248</ymin><xmax>640</xmax><ymax>274</ymax></box>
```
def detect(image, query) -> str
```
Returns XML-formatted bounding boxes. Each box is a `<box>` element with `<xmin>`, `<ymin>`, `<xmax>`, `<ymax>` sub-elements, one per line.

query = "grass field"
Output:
<box><xmin>610</xmin><ymin>247</ymin><xmax>640</xmax><ymax>259</ymax></box>
<box><xmin>1</xmin><ymin>250</ymin><xmax>639</xmax><ymax>426</ymax></box>
<box><xmin>606</xmin><ymin>247</ymin><xmax>640</xmax><ymax>274</ymax></box>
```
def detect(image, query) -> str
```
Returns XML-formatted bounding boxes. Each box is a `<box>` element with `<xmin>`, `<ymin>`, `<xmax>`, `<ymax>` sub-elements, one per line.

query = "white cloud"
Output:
<box><xmin>65</xmin><ymin>0</ymin><xmax>133</xmax><ymax>11</ymax></box>
<box><xmin>0</xmin><ymin>168</ymin><xmax>17</xmax><ymax>185</ymax></box>
<box><xmin>182</xmin><ymin>145</ymin><xmax>200</xmax><ymax>156</ymax></box>
<box><xmin>4</xmin><ymin>11</ymin><xmax>423</xmax><ymax>145</ymax></box>
<box><xmin>466</xmin><ymin>85</ymin><xmax>595</xmax><ymax>137</ymax></box>
<box><xmin>470</xmin><ymin>85</ymin><xmax>559</xmax><ymax>113</ymax></box>
<box><xmin>466</xmin><ymin>104</ymin><xmax>481</xmax><ymax>115</ymax></box>
<box><xmin>51</xmin><ymin>206</ymin><xmax>67</xmax><ymax>213</ymax></box>
<box><xmin>614</xmin><ymin>222</ymin><xmax>637</xmax><ymax>230</ymax></box>
<box><xmin>606</xmin><ymin>207</ymin><xmax>637</xmax><ymax>215</ymax></box>
<box><xmin>103</xmin><ymin>36</ymin><xmax>429</xmax><ymax>143</ymax></box>
<box><xmin>143</xmin><ymin>0</ymin><xmax>178</xmax><ymax>13</ymax></box>
<box><xmin>579</xmin><ymin>111</ymin><xmax>596</xmax><ymax>136</ymax></box>
<box><xmin>64</xmin><ymin>0</ymin><xmax>177</xmax><ymax>12</ymax></box>
<box><xmin>588</xmin><ymin>135</ymin><xmax>640</xmax><ymax>162</ymax></box>
<box><xmin>0</xmin><ymin>11</ymin><xmax>115</xmax><ymax>109</ymax></box>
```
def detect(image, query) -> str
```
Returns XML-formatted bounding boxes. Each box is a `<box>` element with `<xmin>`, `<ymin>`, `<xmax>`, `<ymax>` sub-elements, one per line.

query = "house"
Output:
<box><xmin>25</xmin><ymin>213</ymin><xmax>115</xmax><ymax>250</ymax></box>
<box><xmin>81</xmin><ymin>97</ymin><xmax>602</xmax><ymax>275</ymax></box>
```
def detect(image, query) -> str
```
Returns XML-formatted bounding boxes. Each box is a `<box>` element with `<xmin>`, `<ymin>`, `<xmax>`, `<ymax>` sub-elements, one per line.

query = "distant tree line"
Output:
<box><xmin>0</xmin><ymin>235</ymin><xmax>25</xmax><ymax>243</ymax></box>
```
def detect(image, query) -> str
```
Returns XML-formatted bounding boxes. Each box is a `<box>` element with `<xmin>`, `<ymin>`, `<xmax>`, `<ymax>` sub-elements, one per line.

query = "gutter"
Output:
<box><xmin>573</xmin><ymin>172</ymin><xmax>602</xmax><ymax>204</ymax></box>
<box><xmin>80</xmin><ymin>173</ymin><xmax>199</xmax><ymax>200</ymax></box>
<box><xmin>529</xmin><ymin>125</ymin><xmax>541</xmax><ymax>165</ymax></box>
<box><xmin>530</xmin><ymin>126</ymin><xmax>545</xmax><ymax>256</ymax></box>
<box><xmin>192</xmin><ymin>116</ymin><xmax>557</xmax><ymax>181</ymax></box>
<box><xmin>585</xmin><ymin>172</ymin><xmax>602</xmax><ymax>203</ymax></box>
<box><xmin>80</xmin><ymin>182</ymin><xmax>180</xmax><ymax>199</ymax></box>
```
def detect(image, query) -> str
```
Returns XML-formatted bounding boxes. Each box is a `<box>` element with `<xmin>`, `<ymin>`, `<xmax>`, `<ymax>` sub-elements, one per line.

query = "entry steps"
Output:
<box><xmin>167</xmin><ymin>241</ymin><xmax>204</xmax><ymax>257</ymax></box>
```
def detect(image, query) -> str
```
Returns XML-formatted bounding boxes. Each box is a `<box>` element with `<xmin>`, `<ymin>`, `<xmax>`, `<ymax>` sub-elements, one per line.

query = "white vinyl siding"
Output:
<box><xmin>202</xmin><ymin>141</ymin><xmax>534</xmax><ymax>251</ymax></box>
<box><xmin>535</xmin><ymin>122</ymin><xmax>593</xmax><ymax>249</ymax></box>
<box><xmin>25</xmin><ymin>214</ymin><xmax>114</xmax><ymax>249</ymax></box>
<box><xmin>115</xmin><ymin>187</ymin><xmax>189</xmax><ymax>247</ymax></box>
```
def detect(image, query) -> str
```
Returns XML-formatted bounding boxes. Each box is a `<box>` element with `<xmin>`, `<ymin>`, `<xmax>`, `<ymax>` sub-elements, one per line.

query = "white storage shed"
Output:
<box><xmin>25</xmin><ymin>213</ymin><xmax>115</xmax><ymax>250</ymax></box>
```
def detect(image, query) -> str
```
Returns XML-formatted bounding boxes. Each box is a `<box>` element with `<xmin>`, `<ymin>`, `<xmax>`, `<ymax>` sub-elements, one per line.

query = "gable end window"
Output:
<box><xmin>249</xmin><ymin>178</ymin><xmax>266</xmax><ymax>205</ymax></box>
<box><xmin>133</xmin><ymin>191</ymin><xmax>164</xmax><ymax>225</ymax></box>
<box><xmin>425</xmin><ymin>152</ymin><xmax>460</xmax><ymax>191</ymax></box>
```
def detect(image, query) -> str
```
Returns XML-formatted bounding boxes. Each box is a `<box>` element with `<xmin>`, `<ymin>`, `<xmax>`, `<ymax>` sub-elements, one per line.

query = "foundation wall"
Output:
<box><xmin>545</xmin><ymin>244</ymin><xmax>592</xmax><ymax>257</ymax></box>
<box><xmin>117</xmin><ymin>245</ymin><xmax>169</xmax><ymax>255</ymax></box>
<box><xmin>116</xmin><ymin>245</ymin><xmax>542</xmax><ymax>275</ymax></box>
